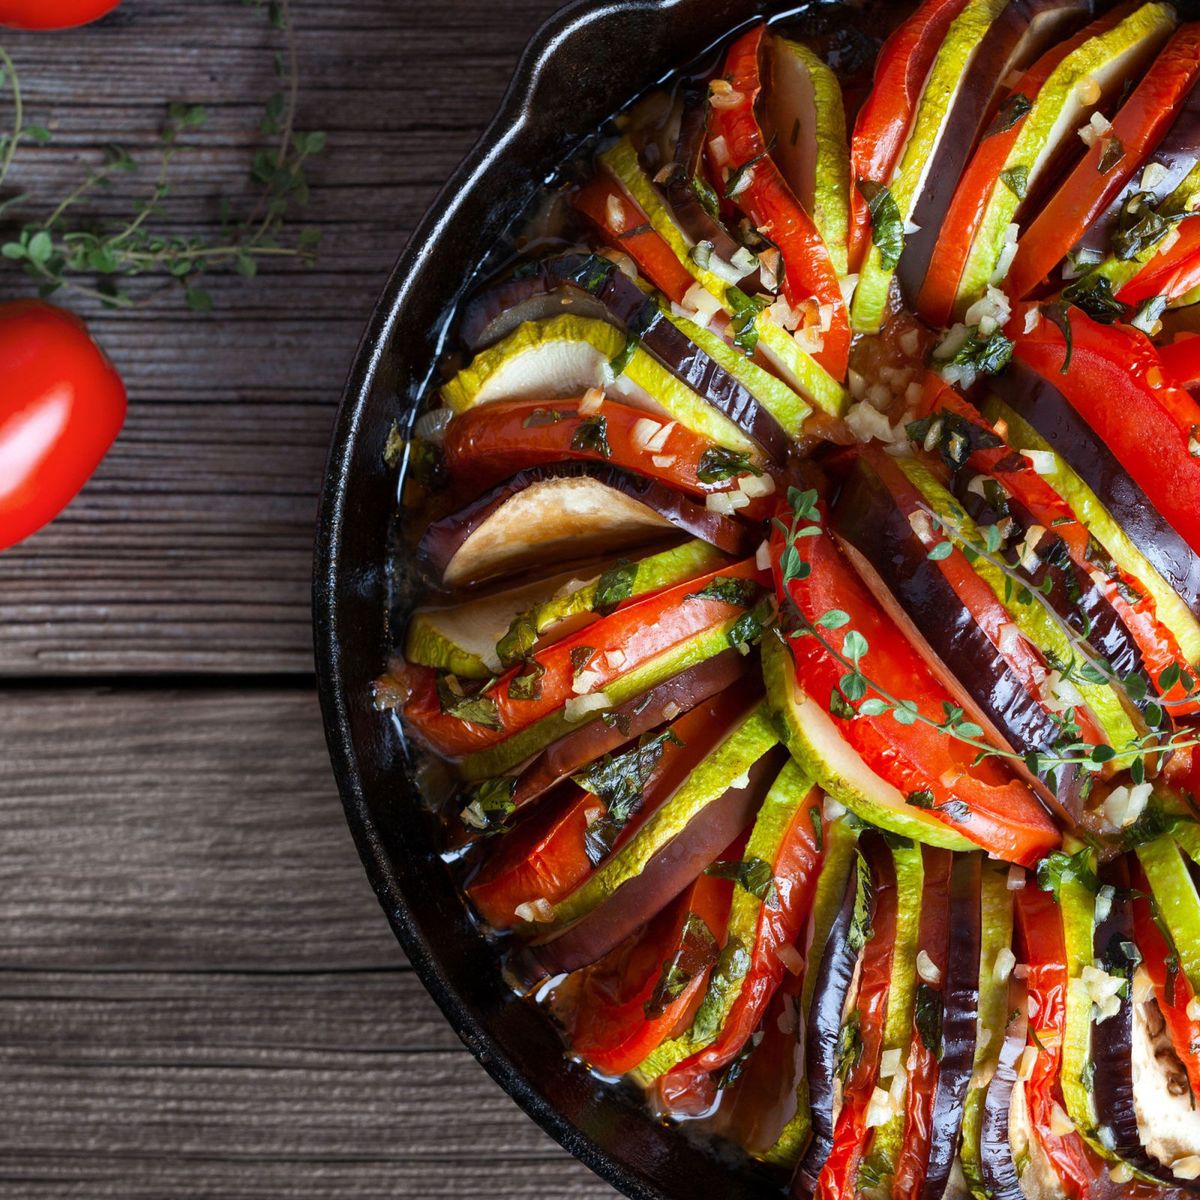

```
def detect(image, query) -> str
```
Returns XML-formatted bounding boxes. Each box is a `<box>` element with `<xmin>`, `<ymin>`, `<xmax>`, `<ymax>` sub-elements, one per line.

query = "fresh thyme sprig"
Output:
<box><xmin>0</xmin><ymin>0</ymin><xmax>324</xmax><ymax>311</ymax></box>
<box><xmin>775</xmin><ymin>487</ymin><xmax>1200</xmax><ymax>785</ymax></box>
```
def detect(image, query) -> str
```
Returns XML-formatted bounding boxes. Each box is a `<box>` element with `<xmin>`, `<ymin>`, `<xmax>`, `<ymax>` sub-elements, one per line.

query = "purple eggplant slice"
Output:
<box><xmin>897</xmin><ymin>0</ymin><xmax>1091</xmax><ymax>303</ymax></box>
<box><xmin>919</xmin><ymin>852</ymin><xmax>982</xmax><ymax>1200</ymax></box>
<box><xmin>792</xmin><ymin>843</ymin><xmax>872</xmax><ymax>1196</ymax></box>
<box><xmin>516</xmin><ymin>744</ymin><xmax>788</xmax><ymax>982</ymax></box>
<box><xmin>417</xmin><ymin>462</ymin><xmax>756</xmax><ymax>590</ymax></box>
<box><xmin>831</xmin><ymin>452</ymin><xmax>1085</xmax><ymax>824</ymax></box>
<box><xmin>980</xmin><ymin>977</ymin><xmax>1030</xmax><ymax>1200</ymax></box>
<box><xmin>991</xmin><ymin>362</ymin><xmax>1200</xmax><ymax>621</ymax></box>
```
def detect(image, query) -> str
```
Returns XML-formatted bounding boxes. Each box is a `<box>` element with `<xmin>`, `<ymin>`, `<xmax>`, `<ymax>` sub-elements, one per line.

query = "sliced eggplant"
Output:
<box><xmin>519</xmin><ymin>742</ymin><xmax>787</xmax><ymax>982</ymax></box>
<box><xmin>897</xmin><ymin>0</ymin><xmax>1091</xmax><ymax>302</ymax></box>
<box><xmin>458</xmin><ymin>252</ymin><xmax>795</xmax><ymax>460</ymax></box>
<box><xmin>792</xmin><ymin>844</ymin><xmax>872</xmax><ymax>1195</ymax></box>
<box><xmin>979</xmin><ymin>978</ymin><xmax>1029</xmax><ymax>1200</ymax></box>
<box><xmin>831</xmin><ymin>452</ymin><xmax>1086</xmax><ymax>824</ymax></box>
<box><xmin>1091</xmin><ymin>856</ymin><xmax>1200</xmax><ymax>1191</ymax></box>
<box><xmin>417</xmin><ymin>463</ymin><xmax>755</xmax><ymax>590</ymax></box>
<box><xmin>919</xmin><ymin>852</ymin><xmax>983</xmax><ymax>1200</ymax></box>
<box><xmin>991</xmin><ymin>361</ymin><xmax>1200</xmax><ymax>621</ymax></box>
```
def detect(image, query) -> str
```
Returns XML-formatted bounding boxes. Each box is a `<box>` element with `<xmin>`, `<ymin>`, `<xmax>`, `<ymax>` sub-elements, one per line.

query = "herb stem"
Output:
<box><xmin>0</xmin><ymin>44</ymin><xmax>23</xmax><ymax>192</ymax></box>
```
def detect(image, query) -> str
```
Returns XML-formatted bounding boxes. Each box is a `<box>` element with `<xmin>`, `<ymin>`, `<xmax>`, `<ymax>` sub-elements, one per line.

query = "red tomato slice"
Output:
<box><xmin>441</xmin><ymin>396</ymin><xmax>770</xmax><ymax>519</ymax></box>
<box><xmin>1014</xmin><ymin>304</ymin><xmax>1200</xmax><ymax>561</ymax></box>
<box><xmin>401</xmin><ymin>556</ymin><xmax>767</xmax><ymax>759</ymax></box>
<box><xmin>1162</xmin><ymin>332</ymin><xmax>1200</xmax><ymax>387</ymax></box>
<box><xmin>0</xmin><ymin>0</ymin><xmax>119</xmax><ymax>28</ymax></box>
<box><xmin>654</xmin><ymin>782</ymin><xmax>824</xmax><ymax>1115</ymax></box>
<box><xmin>563</xmin><ymin>849</ymin><xmax>739</xmax><ymax>1077</ymax></box>
<box><xmin>0</xmin><ymin>300</ymin><xmax>126</xmax><ymax>552</ymax></box>
<box><xmin>771</xmin><ymin>498</ymin><xmax>1060</xmax><ymax>866</ymax></box>
<box><xmin>705</xmin><ymin>25</ymin><xmax>851</xmax><ymax>379</ymax></box>
<box><xmin>572</xmin><ymin>174</ymin><xmax>696</xmax><ymax>304</ymax></box>
<box><xmin>1007</xmin><ymin>24</ymin><xmax>1200</xmax><ymax>299</ymax></box>
<box><xmin>848</xmin><ymin>0</ymin><xmax>972</xmax><ymax>272</ymax></box>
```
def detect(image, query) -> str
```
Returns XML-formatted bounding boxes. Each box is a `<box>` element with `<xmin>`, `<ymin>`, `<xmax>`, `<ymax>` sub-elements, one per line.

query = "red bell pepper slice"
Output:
<box><xmin>814</xmin><ymin>837</ymin><xmax>899</xmax><ymax>1200</ymax></box>
<box><xmin>918</xmin><ymin>372</ymin><xmax>1199</xmax><ymax>713</ymax></box>
<box><xmin>1013</xmin><ymin>884</ymin><xmax>1106</xmax><ymax>1200</ymax></box>
<box><xmin>705</xmin><ymin>25</ymin><xmax>851</xmax><ymax>379</ymax></box>
<box><xmin>653</xmin><ymin>782</ymin><xmax>825</xmax><ymax>1114</ymax></box>
<box><xmin>1014</xmin><ymin>304</ymin><xmax>1200</xmax><ymax>560</ymax></box>
<box><xmin>467</xmin><ymin>686</ymin><xmax>751</xmax><ymax>928</ymax></box>
<box><xmin>562</xmin><ymin>859</ymin><xmax>737</xmax><ymax>1076</ymax></box>
<box><xmin>1007</xmin><ymin>24</ymin><xmax>1200</xmax><ymax>300</ymax></box>
<box><xmin>918</xmin><ymin>5</ymin><xmax>1127</xmax><ymax>326</ymax></box>
<box><xmin>1130</xmin><ymin>859</ymin><xmax>1200</xmax><ymax>1098</ymax></box>
<box><xmin>572</xmin><ymin>173</ymin><xmax>695</xmax><ymax>304</ymax></box>
<box><xmin>771</xmin><ymin>497</ymin><xmax>1061</xmax><ymax>866</ymax></box>
<box><xmin>847</xmin><ymin>0</ymin><xmax>971</xmax><ymax>273</ymax></box>
<box><xmin>891</xmin><ymin>846</ymin><xmax>952</xmax><ymax>1200</ymax></box>
<box><xmin>401</xmin><ymin>556</ymin><xmax>767</xmax><ymax>759</ymax></box>
<box><xmin>441</xmin><ymin>396</ymin><xmax>771</xmax><ymax>520</ymax></box>
<box><xmin>1117</xmin><ymin>213</ymin><xmax>1200</xmax><ymax>305</ymax></box>
<box><xmin>1162</xmin><ymin>332</ymin><xmax>1200</xmax><ymax>387</ymax></box>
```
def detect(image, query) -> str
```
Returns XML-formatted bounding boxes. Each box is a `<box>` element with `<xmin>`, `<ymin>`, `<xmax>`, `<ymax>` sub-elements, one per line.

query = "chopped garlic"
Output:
<box><xmin>994</xmin><ymin>947</ymin><xmax>1017</xmax><ymax>984</ymax></box>
<box><xmin>1189</xmin><ymin>995</ymin><xmax>1200</xmax><ymax>1022</ymax></box>
<box><xmin>991</xmin><ymin>224</ymin><xmax>1021</xmax><ymax>286</ymax></box>
<box><xmin>571</xmin><ymin>669</ymin><xmax>602</xmax><ymax>696</ymax></box>
<box><xmin>1142</xmin><ymin>161</ymin><xmax>1169</xmax><ymax>192</ymax></box>
<box><xmin>1017</xmin><ymin>1045</ymin><xmax>1039</xmax><ymax>1081</ymax></box>
<box><xmin>1110</xmin><ymin>1164</ymin><xmax>1135</xmax><ymax>1184</ymax></box>
<box><xmin>1082</xmin><ymin>963</ymin><xmax>1126</xmax><ymax>1022</ymax></box>
<box><xmin>899</xmin><ymin>328</ymin><xmax>922</xmax><ymax>358</ymax></box>
<box><xmin>1174</xmin><ymin>1157</ymin><xmax>1200</xmax><ymax>1181</ymax></box>
<box><xmin>632</xmin><ymin>417</ymin><xmax>664</xmax><ymax>450</ymax></box>
<box><xmin>738</xmin><ymin>472</ymin><xmax>776</xmax><ymax>499</ymax></box>
<box><xmin>681</xmin><ymin>281</ymin><xmax>723</xmax><ymax>323</ymax></box>
<box><xmin>604</xmin><ymin>649</ymin><xmax>626</xmax><ymax>670</ymax></box>
<box><xmin>605</xmin><ymin>193</ymin><xmax>626</xmax><ymax>233</ymax></box>
<box><xmin>1102</xmin><ymin>781</ymin><xmax>1152</xmax><ymax>830</ymax></box>
<box><xmin>865</xmin><ymin>1088</ymin><xmax>894</xmax><ymax>1129</ymax></box>
<box><xmin>1076</xmin><ymin>75</ymin><xmax>1101</xmax><ymax>104</ymax></box>
<box><xmin>1007</xmin><ymin>864</ymin><xmax>1027</xmax><ymax>891</ymax></box>
<box><xmin>964</xmin><ymin>286</ymin><xmax>1011</xmax><ymax>336</ymax></box>
<box><xmin>1022</xmin><ymin>449</ymin><xmax>1056</xmax><ymax>476</ymax></box>
<box><xmin>1023</xmin><ymin>305</ymin><xmax>1041</xmax><ymax>334</ymax></box>
<box><xmin>730</xmin><ymin>770</ymin><xmax>751</xmax><ymax>789</ymax></box>
<box><xmin>777</xmin><ymin>943</ymin><xmax>804</xmax><ymax>976</ymax></box>
<box><xmin>578</xmin><ymin>387</ymin><xmax>605</xmax><ymax>416</ymax></box>
<box><xmin>661</xmin><ymin>700</ymin><xmax>681</xmax><ymax>721</ymax></box>
<box><xmin>823</xmin><ymin>795</ymin><xmax>846</xmax><ymax>822</ymax></box>
<box><xmin>879</xmin><ymin>1048</ymin><xmax>902</xmax><ymax>1079</ymax></box>
<box><xmin>917</xmin><ymin>950</ymin><xmax>942</xmax><ymax>986</ymax></box>
<box><xmin>755</xmin><ymin>540</ymin><xmax>772</xmax><ymax>571</ymax></box>
<box><xmin>563</xmin><ymin>691</ymin><xmax>612</xmax><ymax>722</ymax></box>
<box><xmin>651</xmin><ymin>454</ymin><xmax>676</xmax><ymax>468</ymax></box>
<box><xmin>1049</xmin><ymin>1102</ymin><xmax>1075</xmax><ymax>1137</ymax></box>
<box><xmin>515</xmin><ymin>898</ymin><xmax>555</xmax><ymax>924</ymax></box>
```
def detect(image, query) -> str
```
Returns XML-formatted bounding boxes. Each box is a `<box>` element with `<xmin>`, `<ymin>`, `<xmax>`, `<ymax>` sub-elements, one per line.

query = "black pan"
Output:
<box><xmin>313</xmin><ymin>2</ymin><xmax>824</xmax><ymax>1195</ymax></box>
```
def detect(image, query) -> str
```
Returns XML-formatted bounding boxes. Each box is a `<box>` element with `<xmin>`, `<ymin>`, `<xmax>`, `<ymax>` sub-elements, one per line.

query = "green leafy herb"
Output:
<box><xmin>1000</xmin><ymin>165</ymin><xmax>1029</xmax><ymax>200</ymax></box>
<box><xmin>1112</xmin><ymin>190</ymin><xmax>1184</xmax><ymax>261</ymax></box>
<box><xmin>0</xmin><ymin>0</ymin><xmax>323</xmax><ymax>309</ymax></box>
<box><xmin>571</xmin><ymin>414</ymin><xmax>611</xmax><ymax>457</ymax></box>
<box><xmin>697</xmin><ymin>446</ymin><xmax>761</xmax><ymax>483</ymax></box>
<box><xmin>906</xmin><ymin>409</ymin><xmax>1003</xmax><ymax>471</ymax></box>
<box><xmin>644</xmin><ymin>913</ymin><xmax>720</xmax><ymax>1018</ymax></box>
<box><xmin>724</xmin><ymin>139</ymin><xmax>774</xmax><ymax>199</ymax></box>
<box><xmin>1041</xmin><ymin>303</ymin><xmax>1074</xmax><ymax>373</ymax></box>
<box><xmin>1035</xmin><ymin>848</ymin><xmax>1099</xmax><ymax>898</ymax></box>
<box><xmin>575</xmin><ymin>730</ymin><xmax>683</xmax><ymax>865</ymax></box>
<box><xmin>692</xmin><ymin>175</ymin><xmax>720</xmax><ymax>219</ymax></box>
<box><xmin>570</xmin><ymin>645</ymin><xmax>597</xmax><ymax>682</ymax></box>
<box><xmin>435</xmin><ymin>674</ymin><xmax>503</xmax><ymax>731</ymax></box>
<box><xmin>1062</xmin><ymin>274</ymin><xmax>1126</xmax><ymax>325</ymax></box>
<box><xmin>617</xmin><ymin>222</ymin><xmax>653</xmax><ymax>240</ymax></box>
<box><xmin>459</xmin><ymin>777</ymin><xmax>517</xmax><ymax>833</ymax></box>
<box><xmin>728</xmin><ymin>607</ymin><xmax>765</xmax><ymax>653</ymax></box>
<box><xmin>686</xmin><ymin>576</ymin><xmax>760</xmax><ymax>608</ymax></box>
<box><xmin>915</xmin><ymin>982</ymin><xmax>944</xmax><ymax>1059</ymax></box>
<box><xmin>1098</xmin><ymin>135</ymin><xmax>1125</xmax><ymax>175</ymax></box>
<box><xmin>857</xmin><ymin>179</ymin><xmax>904</xmax><ymax>270</ymax></box>
<box><xmin>496</xmin><ymin>612</ymin><xmax>539</xmax><ymax>670</ymax></box>
<box><xmin>944</xmin><ymin>329</ymin><xmax>1013</xmax><ymax>378</ymax></box>
<box><xmin>726</xmin><ymin>285</ymin><xmax>767</xmax><ymax>356</ymax></box>
<box><xmin>691</xmin><ymin>937</ymin><xmax>751</xmax><ymax>1041</ymax></box>
<box><xmin>706</xmin><ymin>856</ymin><xmax>777</xmax><ymax>903</ymax></box>
<box><xmin>836</xmin><ymin>1010</ymin><xmax>863</xmax><ymax>1083</ymax></box>
<box><xmin>522</xmin><ymin>407</ymin><xmax>570</xmax><ymax>428</ymax></box>
<box><xmin>507</xmin><ymin>659</ymin><xmax>545</xmax><ymax>701</ymax></box>
<box><xmin>609</xmin><ymin>336</ymin><xmax>638</xmax><ymax>379</ymax></box>
<box><xmin>985</xmin><ymin>93</ymin><xmax>1031</xmax><ymax>138</ymax></box>
<box><xmin>594</xmin><ymin>560</ymin><xmax>637</xmax><ymax>616</ymax></box>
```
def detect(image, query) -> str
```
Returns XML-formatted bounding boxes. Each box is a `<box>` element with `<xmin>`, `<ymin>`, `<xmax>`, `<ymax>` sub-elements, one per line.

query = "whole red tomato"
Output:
<box><xmin>0</xmin><ymin>300</ymin><xmax>126</xmax><ymax>551</ymax></box>
<box><xmin>0</xmin><ymin>0</ymin><xmax>120</xmax><ymax>29</ymax></box>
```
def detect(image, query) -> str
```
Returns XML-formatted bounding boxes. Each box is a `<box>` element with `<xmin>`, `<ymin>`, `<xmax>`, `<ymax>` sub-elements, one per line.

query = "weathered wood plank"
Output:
<box><xmin>0</xmin><ymin>0</ymin><xmax>565</xmax><ymax>674</ymax></box>
<box><xmin>0</xmin><ymin>969</ymin><xmax>613</xmax><ymax>1198</ymax></box>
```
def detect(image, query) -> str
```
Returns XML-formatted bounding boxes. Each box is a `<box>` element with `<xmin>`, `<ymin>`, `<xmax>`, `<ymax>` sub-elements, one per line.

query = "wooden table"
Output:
<box><xmin>0</xmin><ymin>2</ymin><xmax>614</xmax><ymax>1194</ymax></box>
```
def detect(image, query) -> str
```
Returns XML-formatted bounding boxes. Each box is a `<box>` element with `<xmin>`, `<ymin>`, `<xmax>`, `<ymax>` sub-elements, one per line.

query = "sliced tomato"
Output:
<box><xmin>1162</xmin><ymin>332</ymin><xmax>1200</xmax><ymax>387</ymax></box>
<box><xmin>467</xmin><ymin>686</ymin><xmax>750</xmax><ymax>928</ymax></box>
<box><xmin>918</xmin><ymin>4</ymin><xmax>1127</xmax><ymax>325</ymax></box>
<box><xmin>815</xmin><ymin>836</ymin><xmax>899</xmax><ymax>1199</ymax></box>
<box><xmin>573</xmin><ymin>173</ymin><xmax>696</xmax><ymax>304</ymax></box>
<box><xmin>1014</xmin><ymin>303</ymin><xmax>1200</xmax><ymax>560</ymax></box>
<box><xmin>401</xmin><ymin>556</ymin><xmax>767</xmax><ymax>758</ymax></box>
<box><xmin>1131</xmin><ymin>859</ymin><xmax>1200</xmax><ymax>1098</ymax></box>
<box><xmin>1013</xmin><ymin>884</ymin><xmax>1106</xmax><ymax>1200</ymax></box>
<box><xmin>563</xmin><ymin>860</ymin><xmax>737</xmax><ymax>1076</ymax></box>
<box><xmin>1116</xmin><ymin>213</ymin><xmax>1200</xmax><ymax>305</ymax></box>
<box><xmin>442</xmin><ymin>396</ymin><xmax>771</xmax><ymax>519</ymax></box>
<box><xmin>1007</xmin><ymin>24</ymin><xmax>1200</xmax><ymax>299</ymax></box>
<box><xmin>705</xmin><ymin>25</ymin><xmax>851</xmax><ymax>379</ymax></box>
<box><xmin>847</xmin><ymin>0</ymin><xmax>971</xmax><ymax>272</ymax></box>
<box><xmin>917</xmin><ymin>372</ymin><xmax>1199</xmax><ymax>712</ymax></box>
<box><xmin>771</xmin><ymin>497</ymin><xmax>1061</xmax><ymax>866</ymax></box>
<box><xmin>891</xmin><ymin>846</ymin><xmax>952</xmax><ymax>1200</ymax></box>
<box><xmin>654</xmin><ymin>783</ymin><xmax>824</xmax><ymax>1113</ymax></box>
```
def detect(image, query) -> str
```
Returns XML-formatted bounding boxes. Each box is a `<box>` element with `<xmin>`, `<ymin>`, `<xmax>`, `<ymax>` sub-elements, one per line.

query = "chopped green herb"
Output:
<box><xmin>496</xmin><ymin>611</ymin><xmax>539</xmax><ymax>670</ymax></box>
<box><xmin>571</xmin><ymin>414</ymin><xmax>611</xmax><ymax>457</ymax></box>
<box><xmin>858</xmin><ymin>179</ymin><xmax>904</xmax><ymax>270</ymax></box>
<box><xmin>644</xmin><ymin>913</ymin><xmax>720</xmax><ymax>1018</ymax></box>
<box><xmin>570</xmin><ymin>645</ymin><xmax>598</xmax><ymax>680</ymax></box>
<box><xmin>1041</xmin><ymin>303</ymin><xmax>1073</xmax><ymax>373</ymax></box>
<box><xmin>1035</xmin><ymin>847</ymin><xmax>1099</xmax><ymax>898</ymax></box>
<box><xmin>1062</xmin><ymin>274</ymin><xmax>1125</xmax><ymax>325</ymax></box>
<box><xmin>692</xmin><ymin>175</ymin><xmax>720</xmax><ymax>219</ymax></box>
<box><xmin>726</xmin><ymin>285</ymin><xmax>767</xmax><ymax>357</ymax></box>
<box><xmin>691</xmin><ymin>937</ymin><xmax>751</xmax><ymax>1041</ymax></box>
<box><xmin>609</xmin><ymin>336</ymin><xmax>638</xmax><ymax>379</ymax></box>
<box><xmin>435</xmin><ymin>674</ymin><xmax>503</xmax><ymax>731</ymax></box>
<box><xmin>686</xmin><ymin>575</ymin><xmax>760</xmax><ymax>608</ymax></box>
<box><xmin>409</xmin><ymin>439</ymin><xmax>446</xmax><ymax>490</ymax></box>
<box><xmin>522</xmin><ymin>407</ymin><xmax>570</xmax><ymax>428</ymax></box>
<box><xmin>944</xmin><ymin>329</ymin><xmax>1013</xmax><ymax>378</ymax></box>
<box><xmin>905</xmin><ymin>409</ymin><xmax>1002</xmax><ymax>471</ymax></box>
<box><xmin>594</xmin><ymin>560</ymin><xmax>637</xmax><ymax>616</ymax></box>
<box><xmin>706</xmin><ymin>855</ymin><xmax>777</xmax><ymax>903</ymax></box>
<box><xmin>727</xmin><ymin>607</ymin><xmax>765</xmax><ymax>653</ymax></box>
<box><xmin>1000</xmin><ymin>165</ymin><xmax>1028</xmax><ymax>200</ymax></box>
<box><xmin>1098</xmin><ymin>135</ymin><xmax>1125</xmax><ymax>175</ymax></box>
<box><xmin>836</xmin><ymin>1010</ymin><xmax>863</xmax><ymax>1083</ymax></box>
<box><xmin>1112</xmin><ymin>190</ymin><xmax>1184</xmax><ymax>261</ymax></box>
<box><xmin>985</xmin><ymin>93</ymin><xmax>1031</xmax><ymax>138</ymax></box>
<box><xmin>507</xmin><ymin>659</ymin><xmax>545</xmax><ymax>701</ymax></box>
<box><xmin>697</xmin><ymin>446</ymin><xmax>762</xmax><ymax>483</ymax></box>
<box><xmin>915</xmin><ymin>982</ymin><xmax>944</xmax><ymax>1059</ymax></box>
<box><xmin>724</xmin><ymin>138</ymin><xmax>774</xmax><ymax>199</ymax></box>
<box><xmin>617</xmin><ymin>222</ymin><xmax>653</xmax><ymax>240</ymax></box>
<box><xmin>459</xmin><ymin>777</ymin><xmax>517</xmax><ymax>832</ymax></box>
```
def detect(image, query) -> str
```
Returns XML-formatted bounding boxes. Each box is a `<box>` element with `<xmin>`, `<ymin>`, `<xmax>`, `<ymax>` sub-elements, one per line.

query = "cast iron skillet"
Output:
<box><xmin>313</xmin><ymin>2</ymin><xmax>801</xmax><ymax>1194</ymax></box>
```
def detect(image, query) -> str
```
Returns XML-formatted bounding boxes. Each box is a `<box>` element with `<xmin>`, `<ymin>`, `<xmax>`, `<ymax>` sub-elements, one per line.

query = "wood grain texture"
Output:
<box><xmin>0</xmin><ymin>0</ymin><xmax>566</xmax><ymax>675</ymax></box>
<box><xmin>0</xmin><ymin>686</ymin><xmax>615</xmax><ymax>1196</ymax></box>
